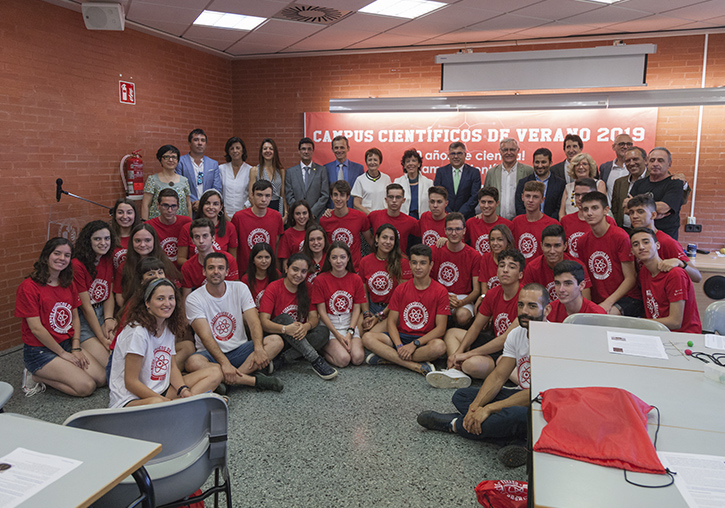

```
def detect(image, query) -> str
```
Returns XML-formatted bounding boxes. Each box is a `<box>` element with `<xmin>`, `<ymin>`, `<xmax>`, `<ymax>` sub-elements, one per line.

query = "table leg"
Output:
<box><xmin>130</xmin><ymin>466</ymin><xmax>155</xmax><ymax>508</ymax></box>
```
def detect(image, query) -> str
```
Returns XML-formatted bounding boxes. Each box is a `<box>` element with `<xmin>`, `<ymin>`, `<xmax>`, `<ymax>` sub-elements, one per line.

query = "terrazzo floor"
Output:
<box><xmin>0</xmin><ymin>346</ymin><xmax>526</xmax><ymax>508</ymax></box>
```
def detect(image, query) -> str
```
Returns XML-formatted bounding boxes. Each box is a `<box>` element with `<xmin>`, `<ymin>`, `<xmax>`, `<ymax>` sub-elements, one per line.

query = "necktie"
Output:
<box><xmin>337</xmin><ymin>163</ymin><xmax>344</xmax><ymax>181</ymax></box>
<box><xmin>303</xmin><ymin>166</ymin><xmax>310</xmax><ymax>186</ymax></box>
<box><xmin>453</xmin><ymin>167</ymin><xmax>461</xmax><ymax>194</ymax></box>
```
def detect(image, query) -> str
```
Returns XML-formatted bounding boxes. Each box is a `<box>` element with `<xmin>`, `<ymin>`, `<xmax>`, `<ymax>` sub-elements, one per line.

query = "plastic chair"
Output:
<box><xmin>562</xmin><ymin>313</ymin><xmax>670</xmax><ymax>332</ymax></box>
<box><xmin>703</xmin><ymin>301</ymin><xmax>725</xmax><ymax>335</ymax></box>
<box><xmin>64</xmin><ymin>393</ymin><xmax>231</xmax><ymax>508</ymax></box>
<box><xmin>0</xmin><ymin>381</ymin><xmax>13</xmax><ymax>412</ymax></box>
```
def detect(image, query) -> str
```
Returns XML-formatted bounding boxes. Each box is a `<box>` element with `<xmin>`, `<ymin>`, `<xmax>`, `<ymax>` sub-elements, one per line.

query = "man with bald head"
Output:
<box><xmin>599</xmin><ymin>133</ymin><xmax>634</xmax><ymax>204</ymax></box>
<box><xmin>483</xmin><ymin>138</ymin><xmax>534</xmax><ymax>220</ymax></box>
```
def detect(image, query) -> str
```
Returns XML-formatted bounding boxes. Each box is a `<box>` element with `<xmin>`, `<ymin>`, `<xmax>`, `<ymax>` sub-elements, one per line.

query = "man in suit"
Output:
<box><xmin>550</xmin><ymin>134</ymin><xmax>583</xmax><ymax>184</ymax></box>
<box><xmin>483</xmin><ymin>138</ymin><xmax>533</xmax><ymax>220</ymax></box>
<box><xmin>598</xmin><ymin>133</ymin><xmax>633</xmax><ymax>205</ymax></box>
<box><xmin>514</xmin><ymin>148</ymin><xmax>566</xmax><ymax>220</ymax></box>
<box><xmin>324</xmin><ymin>135</ymin><xmax>364</xmax><ymax>208</ymax></box>
<box><xmin>285</xmin><ymin>137</ymin><xmax>330</xmax><ymax>220</ymax></box>
<box><xmin>176</xmin><ymin>128</ymin><xmax>222</xmax><ymax>213</ymax></box>
<box><xmin>611</xmin><ymin>146</ymin><xmax>648</xmax><ymax>230</ymax></box>
<box><xmin>433</xmin><ymin>142</ymin><xmax>481</xmax><ymax>220</ymax></box>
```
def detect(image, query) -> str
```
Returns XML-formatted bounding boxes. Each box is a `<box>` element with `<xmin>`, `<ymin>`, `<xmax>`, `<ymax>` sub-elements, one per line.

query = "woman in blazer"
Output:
<box><xmin>394</xmin><ymin>149</ymin><xmax>433</xmax><ymax>218</ymax></box>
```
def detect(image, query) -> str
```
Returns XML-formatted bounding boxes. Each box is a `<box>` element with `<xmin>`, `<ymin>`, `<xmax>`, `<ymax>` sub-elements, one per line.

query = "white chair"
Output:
<box><xmin>562</xmin><ymin>313</ymin><xmax>670</xmax><ymax>332</ymax></box>
<box><xmin>0</xmin><ymin>381</ymin><xmax>13</xmax><ymax>411</ymax></box>
<box><xmin>64</xmin><ymin>393</ymin><xmax>231</xmax><ymax>508</ymax></box>
<box><xmin>703</xmin><ymin>301</ymin><xmax>725</xmax><ymax>335</ymax></box>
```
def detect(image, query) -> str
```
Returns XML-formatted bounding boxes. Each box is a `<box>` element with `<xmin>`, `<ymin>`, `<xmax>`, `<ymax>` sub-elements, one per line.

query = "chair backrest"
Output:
<box><xmin>0</xmin><ymin>381</ymin><xmax>13</xmax><ymax>410</ymax></box>
<box><xmin>64</xmin><ymin>393</ymin><xmax>228</xmax><ymax>506</ymax></box>
<box><xmin>562</xmin><ymin>313</ymin><xmax>670</xmax><ymax>332</ymax></box>
<box><xmin>703</xmin><ymin>301</ymin><xmax>725</xmax><ymax>334</ymax></box>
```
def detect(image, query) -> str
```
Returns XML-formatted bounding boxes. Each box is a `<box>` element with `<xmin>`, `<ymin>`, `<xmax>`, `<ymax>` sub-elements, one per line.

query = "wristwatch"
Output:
<box><xmin>413</xmin><ymin>339</ymin><xmax>421</xmax><ymax>347</ymax></box>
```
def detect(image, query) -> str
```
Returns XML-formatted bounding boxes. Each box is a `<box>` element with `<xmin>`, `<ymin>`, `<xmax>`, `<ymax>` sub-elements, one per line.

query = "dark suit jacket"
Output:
<box><xmin>324</xmin><ymin>159</ymin><xmax>364</xmax><ymax>208</ymax></box>
<box><xmin>514</xmin><ymin>173</ymin><xmax>567</xmax><ymax>220</ymax></box>
<box><xmin>550</xmin><ymin>161</ymin><xmax>567</xmax><ymax>182</ymax></box>
<box><xmin>610</xmin><ymin>175</ymin><xmax>631</xmax><ymax>227</ymax></box>
<box><xmin>433</xmin><ymin>163</ymin><xmax>481</xmax><ymax>220</ymax></box>
<box><xmin>285</xmin><ymin>162</ymin><xmax>329</xmax><ymax>219</ymax></box>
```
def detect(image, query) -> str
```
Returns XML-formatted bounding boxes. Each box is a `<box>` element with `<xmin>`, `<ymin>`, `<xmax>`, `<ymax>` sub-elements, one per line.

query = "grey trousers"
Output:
<box><xmin>272</xmin><ymin>313</ymin><xmax>329</xmax><ymax>363</ymax></box>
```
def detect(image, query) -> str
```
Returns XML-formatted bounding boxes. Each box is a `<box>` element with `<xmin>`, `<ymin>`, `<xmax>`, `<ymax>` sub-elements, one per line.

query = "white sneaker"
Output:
<box><xmin>22</xmin><ymin>368</ymin><xmax>46</xmax><ymax>397</ymax></box>
<box><xmin>426</xmin><ymin>368</ymin><xmax>472</xmax><ymax>389</ymax></box>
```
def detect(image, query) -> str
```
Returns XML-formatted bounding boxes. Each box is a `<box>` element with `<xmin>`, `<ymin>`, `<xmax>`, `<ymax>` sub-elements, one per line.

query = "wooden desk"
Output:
<box><xmin>0</xmin><ymin>414</ymin><xmax>160</xmax><ymax>507</ymax></box>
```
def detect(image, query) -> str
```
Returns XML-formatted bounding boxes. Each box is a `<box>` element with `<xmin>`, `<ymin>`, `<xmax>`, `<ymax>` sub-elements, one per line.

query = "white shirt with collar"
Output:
<box><xmin>500</xmin><ymin>162</ymin><xmax>519</xmax><ymax>221</ymax></box>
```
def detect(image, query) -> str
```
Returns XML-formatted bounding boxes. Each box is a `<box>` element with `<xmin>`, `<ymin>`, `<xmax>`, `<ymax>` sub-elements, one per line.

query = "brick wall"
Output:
<box><xmin>0</xmin><ymin>0</ymin><xmax>233</xmax><ymax>350</ymax></box>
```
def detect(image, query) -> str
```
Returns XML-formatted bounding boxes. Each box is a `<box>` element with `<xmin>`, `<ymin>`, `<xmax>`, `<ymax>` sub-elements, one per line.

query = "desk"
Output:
<box><xmin>0</xmin><ymin>414</ymin><xmax>160</xmax><ymax>508</ymax></box>
<box><xmin>529</xmin><ymin>322</ymin><xmax>725</xmax><ymax>508</ymax></box>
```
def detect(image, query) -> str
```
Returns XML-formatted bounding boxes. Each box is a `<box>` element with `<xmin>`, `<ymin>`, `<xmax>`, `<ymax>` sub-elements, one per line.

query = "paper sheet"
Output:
<box><xmin>607</xmin><ymin>331</ymin><xmax>668</xmax><ymax>359</ymax></box>
<box><xmin>658</xmin><ymin>451</ymin><xmax>725</xmax><ymax>508</ymax></box>
<box><xmin>0</xmin><ymin>447</ymin><xmax>82</xmax><ymax>508</ymax></box>
<box><xmin>704</xmin><ymin>334</ymin><xmax>725</xmax><ymax>350</ymax></box>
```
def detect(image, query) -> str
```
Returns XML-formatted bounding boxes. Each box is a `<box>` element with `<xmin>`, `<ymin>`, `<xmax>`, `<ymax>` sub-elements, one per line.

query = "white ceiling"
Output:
<box><xmin>50</xmin><ymin>0</ymin><xmax>725</xmax><ymax>58</ymax></box>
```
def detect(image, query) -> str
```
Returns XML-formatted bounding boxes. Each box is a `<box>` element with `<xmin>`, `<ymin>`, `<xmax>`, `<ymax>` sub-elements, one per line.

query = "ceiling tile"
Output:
<box><xmin>347</xmin><ymin>32</ymin><xmax>431</xmax><ymax>49</ymax></box>
<box><xmin>327</xmin><ymin>12</ymin><xmax>410</xmax><ymax>32</ymax></box>
<box><xmin>307</xmin><ymin>0</ymin><xmax>376</xmax><ymax>10</ymax></box>
<box><xmin>466</xmin><ymin>13</ymin><xmax>552</xmax><ymax>31</ymax></box>
<box><xmin>556</xmin><ymin>4</ymin><xmax>651</xmax><ymax>25</ymax></box>
<box><xmin>207</xmin><ymin>0</ymin><xmax>290</xmax><ymax>17</ymax></box>
<box><xmin>622</xmin><ymin>0</ymin><xmax>709</xmax><ymax>15</ymax></box>
<box><xmin>512</xmin><ymin>0</ymin><xmax>601</xmax><ymax>21</ymax></box>
<box><xmin>387</xmin><ymin>6</ymin><xmax>501</xmax><ymax>37</ymax></box>
<box><xmin>598</xmin><ymin>14</ymin><xmax>698</xmax><ymax>33</ymax></box>
<box><xmin>455</xmin><ymin>0</ymin><xmax>543</xmax><ymax>13</ymax></box>
<box><xmin>181</xmin><ymin>35</ymin><xmax>239</xmax><ymax>51</ymax></box>
<box><xmin>660</xmin><ymin>0</ymin><xmax>725</xmax><ymax>21</ymax></box>
<box><xmin>183</xmin><ymin>24</ymin><xmax>249</xmax><ymax>43</ymax></box>
<box><xmin>251</xmin><ymin>18</ymin><xmax>327</xmax><ymax>37</ymax></box>
<box><xmin>512</xmin><ymin>21</ymin><xmax>604</xmax><ymax>39</ymax></box>
<box><xmin>423</xmin><ymin>28</ymin><xmax>518</xmax><ymax>44</ymax></box>
<box><xmin>127</xmin><ymin>2</ymin><xmax>201</xmax><ymax>24</ymax></box>
<box><xmin>226</xmin><ymin>39</ymin><xmax>289</xmax><ymax>56</ymax></box>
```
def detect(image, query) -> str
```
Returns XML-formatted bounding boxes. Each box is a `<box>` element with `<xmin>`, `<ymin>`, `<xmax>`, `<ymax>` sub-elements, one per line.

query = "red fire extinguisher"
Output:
<box><xmin>120</xmin><ymin>150</ymin><xmax>144</xmax><ymax>198</ymax></box>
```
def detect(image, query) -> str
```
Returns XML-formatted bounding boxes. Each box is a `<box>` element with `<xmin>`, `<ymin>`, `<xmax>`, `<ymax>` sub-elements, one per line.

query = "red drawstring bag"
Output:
<box><xmin>533</xmin><ymin>387</ymin><xmax>667</xmax><ymax>474</ymax></box>
<box><xmin>475</xmin><ymin>480</ymin><xmax>527</xmax><ymax>508</ymax></box>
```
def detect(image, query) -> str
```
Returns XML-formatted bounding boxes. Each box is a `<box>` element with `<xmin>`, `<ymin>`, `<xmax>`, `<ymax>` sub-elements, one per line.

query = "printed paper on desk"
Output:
<box><xmin>607</xmin><ymin>331</ymin><xmax>668</xmax><ymax>360</ymax></box>
<box><xmin>658</xmin><ymin>451</ymin><xmax>725</xmax><ymax>508</ymax></box>
<box><xmin>705</xmin><ymin>334</ymin><xmax>725</xmax><ymax>350</ymax></box>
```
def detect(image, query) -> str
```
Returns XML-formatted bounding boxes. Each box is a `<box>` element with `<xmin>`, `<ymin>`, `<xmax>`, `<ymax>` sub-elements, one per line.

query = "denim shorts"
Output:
<box><xmin>369</xmin><ymin>301</ymin><xmax>388</xmax><ymax>316</ymax></box>
<box><xmin>192</xmin><ymin>340</ymin><xmax>255</xmax><ymax>368</ymax></box>
<box><xmin>382</xmin><ymin>331</ymin><xmax>423</xmax><ymax>346</ymax></box>
<box><xmin>614</xmin><ymin>296</ymin><xmax>644</xmax><ymax>317</ymax></box>
<box><xmin>24</xmin><ymin>339</ymin><xmax>72</xmax><ymax>374</ymax></box>
<box><xmin>79</xmin><ymin>304</ymin><xmax>105</xmax><ymax>342</ymax></box>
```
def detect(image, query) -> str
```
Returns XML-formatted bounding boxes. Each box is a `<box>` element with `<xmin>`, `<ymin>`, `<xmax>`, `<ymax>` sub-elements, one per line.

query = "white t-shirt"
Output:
<box><xmin>109</xmin><ymin>324</ymin><xmax>176</xmax><ymax>408</ymax></box>
<box><xmin>185</xmin><ymin>281</ymin><xmax>256</xmax><ymax>353</ymax></box>
<box><xmin>219</xmin><ymin>161</ymin><xmax>252</xmax><ymax>216</ymax></box>
<box><xmin>351</xmin><ymin>172</ymin><xmax>391</xmax><ymax>212</ymax></box>
<box><xmin>501</xmin><ymin>326</ymin><xmax>530</xmax><ymax>390</ymax></box>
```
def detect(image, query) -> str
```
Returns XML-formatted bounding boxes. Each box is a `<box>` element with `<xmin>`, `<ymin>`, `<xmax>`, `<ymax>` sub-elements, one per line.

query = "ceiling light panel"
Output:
<box><xmin>359</xmin><ymin>0</ymin><xmax>447</xmax><ymax>19</ymax></box>
<box><xmin>193</xmin><ymin>10</ymin><xmax>266</xmax><ymax>30</ymax></box>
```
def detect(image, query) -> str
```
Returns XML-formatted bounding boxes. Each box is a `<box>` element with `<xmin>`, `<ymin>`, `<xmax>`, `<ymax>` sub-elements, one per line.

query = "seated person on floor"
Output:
<box><xmin>417</xmin><ymin>283</ymin><xmax>551</xmax><ymax>469</ymax></box>
<box><xmin>362</xmin><ymin>244</ymin><xmax>448</xmax><ymax>376</ymax></box>
<box><xmin>185</xmin><ymin>252</ymin><xmax>284</xmax><ymax>392</ymax></box>
<box><xmin>546</xmin><ymin>260</ymin><xmax>606</xmax><ymax>323</ymax></box>
<box><xmin>432</xmin><ymin>212</ymin><xmax>481</xmax><ymax>328</ymax></box>
<box><xmin>437</xmin><ymin>249</ymin><xmax>524</xmax><ymax>387</ymax></box>
<box><xmin>181</xmin><ymin>218</ymin><xmax>239</xmax><ymax>298</ymax></box>
<box><xmin>630</xmin><ymin>228</ymin><xmax>702</xmax><ymax>333</ymax></box>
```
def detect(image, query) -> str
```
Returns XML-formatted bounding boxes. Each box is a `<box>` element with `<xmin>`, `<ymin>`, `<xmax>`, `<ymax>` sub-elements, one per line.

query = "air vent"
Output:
<box><xmin>275</xmin><ymin>4</ymin><xmax>352</xmax><ymax>25</ymax></box>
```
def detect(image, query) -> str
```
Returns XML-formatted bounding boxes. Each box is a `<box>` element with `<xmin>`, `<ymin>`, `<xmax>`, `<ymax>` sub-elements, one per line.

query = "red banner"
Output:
<box><xmin>305</xmin><ymin>109</ymin><xmax>658</xmax><ymax>179</ymax></box>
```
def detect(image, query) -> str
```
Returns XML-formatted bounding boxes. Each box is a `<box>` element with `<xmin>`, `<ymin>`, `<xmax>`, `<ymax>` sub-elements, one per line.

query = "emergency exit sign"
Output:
<box><xmin>119</xmin><ymin>81</ymin><xmax>135</xmax><ymax>104</ymax></box>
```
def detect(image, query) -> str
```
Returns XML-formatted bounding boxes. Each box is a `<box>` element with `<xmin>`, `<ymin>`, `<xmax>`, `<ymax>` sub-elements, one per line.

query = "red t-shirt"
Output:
<box><xmin>311</xmin><ymin>271</ymin><xmax>366</xmax><ymax>315</ymax></box>
<box><xmin>113</xmin><ymin>236</ymin><xmax>129</xmax><ymax>270</ymax></box>
<box><xmin>177</xmin><ymin>220</ymin><xmax>238</xmax><ymax>258</ymax></box>
<box><xmin>72</xmin><ymin>257</ymin><xmax>113</xmax><ymax>305</ymax></box>
<box><xmin>432</xmin><ymin>243</ymin><xmax>481</xmax><ymax>295</ymax></box>
<box><xmin>240</xmin><ymin>273</ymin><xmax>270</xmax><ymax>307</ymax></box>
<box><xmin>147</xmin><ymin>216</ymin><xmax>192</xmax><ymax>263</ymax></box>
<box><xmin>16</xmin><ymin>279</ymin><xmax>81</xmax><ymax>347</ymax></box>
<box><xmin>259</xmin><ymin>278</ymin><xmax>307</xmax><ymax>323</ymax></box>
<box><xmin>231</xmin><ymin>208</ymin><xmax>284</xmax><ymax>268</ymax></box>
<box><xmin>478</xmin><ymin>284</ymin><xmax>521</xmax><ymax>336</ymax></box>
<box><xmin>546</xmin><ymin>298</ymin><xmax>606</xmax><ymax>323</ymax></box>
<box><xmin>368</xmin><ymin>210</ymin><xmax>419</xmax><ymax>254</ymax></box>
<box><xmin>639</xmin><ymin>266</ymin><xmax>701</xmax><ymax>333</ymax></box>
<box><xmin>307</xmin><ymin>254</ymin><xmax>326</xmax><ymax>284</ymax></box>
<box><xmin>511</xmin><ymin>214</ymin><xmax>560</xmax><ymax>260</ymax></box>
<box><xmin>521</xmin><ymin>252</ymin><xmax>591</xmax><ymax>302</ymax></box>
<box><xmin>358</xmin><ymin>254</ymin><xmax>412</xmax><ymax>304</ymax></box>
<box><xmin>388</xmin><ymin>279</ymin><xmax>450</xmax><ymax>337</ymax></box>
<box><xmin>181</xmin><ymin>251</ymin><xmax>239</xmax><ymax>289</ymax></box>
<box><xmin>560</xmin><ymin>212</ymin><xmax>616</xmax><ymax>259</ymax></box>
<box><xmin>277</xmin><ymin>228</ymin><xmax>306</xmax><ymax>260</ymax></box>
<box><xmin>578</xmin><ymin>224</ymin><xmax>638</xmax><ymax>304</ymax></box>
<box><xmin>320</xmin><ymin>209</ymin><xmax>371</xmax><ymax>270</ymax></box>
<box><xmin>418</xmin><ymin>212</ymin><xmax>446</xmax><ymax>247</ymax></box>
<box><xmin>479</xmin><ymin>253</ymin><xmax>501</xmax><ymax>291</ymax></box>
<box><xmin>465</xmin><ymin>216</ymin><xmax>513</xmax><ymax>255</ymax></box>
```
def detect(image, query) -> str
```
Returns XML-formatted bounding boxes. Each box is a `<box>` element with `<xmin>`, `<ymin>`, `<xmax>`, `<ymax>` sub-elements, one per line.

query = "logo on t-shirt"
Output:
<box><xmin>329</xmin><ymin>290</ymin><xmax>353</xmax><ymax>314</ymax></box>
<box><xmin>255</xmin><ymin>290</ymin><xmax>265</xmax><ymax>308</ymax></box>
<box><xmin>49</xmin><ymin>302</ymin><xmax>73</xmax><ymax>334</ymax></box>
<box><xmin>588</xmin><ymin>250</ymin><xmax>613</xmax><ymax>280</ymax></box>
<box><xmin>546</xmin><ymin>281</ymin><xmax>557</xmax><ymax>302</ymax></box>
<box><xmin>645</xmin><ymin>289</ymin><xmax>659</xmax><ymax>318</ymax></box>
<box><xmin>369</xmin><ymin>271</ymin><xmax>393</xmax><ymax>296</ymax></box>
<box><xmin>248</xmin><ymin>228</ymin><xmax>271</xmax><ymax>248</ymax></box>
<box><xmin>475</xmin><ymin>234</ymin><xmax>490</xmax><ymax>254</ymax></box>
<box><xmin>422</xmin><ymin>230</ymin><xmax>440</xmax><ymax>247</ymax></box>
<box><xmin>567</xmin><ymin>232</ymin><xmax>584</xmax><ymax>258</ymax></box>
<box><xmin>403</xmin><ymin>302</ymin><xmax>429</xmax><ymax>331</ymax></box>
<box><xmin>488</xmin><ymin>276</ymin><xmax>500</xmax><ymax>289</ymax></box>
<box><xmin>211</xmin><ymin>311</ymin><xmax>237</xmax><ymax>341</ymax></box>
<box><xmin>160</xmin><ymin>236</ymin><xmax>178</xmax><ymax>262</ymax></box>
<box><xmin>89</xmin><ymin>279</ymin><xmax>110</xmax><ymax>304</ymax></box>
<box><xmin>282</xmin><ymin>304</ymin><xmax>299</xmax><ymax>322</ymax></box>
<box><xmin>151</xmin><ymin>345</ymin><xmax>172</xmax><ymax>381</ymax></box>
<box><xmin>518</xmin><ymin>233</ymin><xmax>537</xmax><ymax>258</ymax></box>
<box><xmin>517</xmin><ymin>356</ymin><xmax>531</xmax><ymax>390</ymax></box>
<box><xmin>437</xmin><ymin>261</ymin><xmax>459</xmax><ymax>287</ymax></box>
<box><xmin>494</xmin><ymin>312</ymin><xmax>511</xmax><ymax>336</ymax></box>
<box><xmin>113</xmin><ymin>248</ymin><xmax>127</xmax><ymax>270</ymax></box>
<box><xmin>331</xmin><ymin>228</ymin><xmax>354</xmax><ymax>247</ymax></box>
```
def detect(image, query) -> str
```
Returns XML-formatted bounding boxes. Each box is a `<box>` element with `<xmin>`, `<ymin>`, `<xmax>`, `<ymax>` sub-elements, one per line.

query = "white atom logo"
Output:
<box><xmin>369</xmin><ymin>271</ymin><xmax>393</xmax><ymax>296</ymax></box>
<box><xmin>329</xmin><ymin>290</ymin><xmax>353</xmax><ymax>314</ymax></box>
<box><xmin>588</xmin><ymin>251</ymin><xmax>612</xmax><ymax>280</ymax></box>
<box><xmin>422</xmin><ymin>230</ymin><xmax>440</xmax><ymax>246</ymax></box>
<box><xmin>438</xmin><ymin>261</ymin><xmax>459</xmax><ymax>286</ymax></box>
<box><xmin>488</xmin><ymin>276</ymin><xmax>500</xmax><ymax>289</ymax></box>
<box><xmin>568</xmin><ymin>232</ymin><xmax>584</xmax><ymax>258</ymax></box>
<box><xmin>645</xmin><ymin>290</ymin><xmax>659</xmax><ymax>318</ymax></box>
<box><xmin>546</xmin><ymin>281</ymin><xmax>557</xmax><ymax>301</ymax></box>
<box><xmin>518</xmin><ymin>233</ymin><xmax>537</xmax><ymax>258</ymax></box>
<box><xmin>282</xmin><ymin>304</ymin><xmax>299</xmax><ymax>322</ymax></box>
<box><xmin>49</xmin><ymin>302</ymin><xmax>73</xmax><ymax>334</ymax></box>
<box><xmin>403</xmin><ymin>302</ymin><xmax>428</xmax><ymax>330</ymax></box>
<box><xmin>332</xmin><ymin>228</ymin><xmax>354</xmax><ymax>246</ymax></box>
<box><xmin>211</xmin><ymin>312</ymin><xmax>236</xmax><ymax>341</ymax></box>
<box><xmin>494</xmin><ymin>312</ymin><xmax>511</xmax><ymax>335</ymax></box>
<box><xmin>248</xmin><ymin>228</ymin><xmax>271</xmax><ymax>248</ymax></box>
<box><xmin>89</xmin><ymin>279</ymin><xmax>109</xmax><ymax>304</ymax></box>
<box><xmin>160</xmin><ymin>237</ymin><xmax>178</xmax><ymax>261</ymax></box>
<box><xmin>475</xmin><ymin>234</ymin><xmax>490</xmax><ymax>254</ymax></box>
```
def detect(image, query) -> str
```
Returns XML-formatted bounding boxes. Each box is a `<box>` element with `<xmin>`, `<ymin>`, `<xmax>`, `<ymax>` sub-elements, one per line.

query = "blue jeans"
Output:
<box><xmin>192</xmin><ymin>341</ymin><xmax>255</xmax><ymax>368</ymax></box>
<box><xmin>451</xmin><ymin>386</ymin><xmax>528</xmax><ymax>442</ymax></box>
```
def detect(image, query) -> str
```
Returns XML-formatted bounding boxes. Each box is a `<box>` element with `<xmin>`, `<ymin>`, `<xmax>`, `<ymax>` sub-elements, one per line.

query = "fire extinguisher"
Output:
<box><xmin>120</xmin><ymin>150</ymin><xmax>144</xmax><ymax>199</ymax></box>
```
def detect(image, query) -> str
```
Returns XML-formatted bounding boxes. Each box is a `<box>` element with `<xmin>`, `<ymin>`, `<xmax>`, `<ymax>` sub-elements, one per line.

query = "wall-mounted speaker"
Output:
<box><xmin>82</xmin><ymin>2</ymin><xmax>125</xmax><ymax>31</ymax></box>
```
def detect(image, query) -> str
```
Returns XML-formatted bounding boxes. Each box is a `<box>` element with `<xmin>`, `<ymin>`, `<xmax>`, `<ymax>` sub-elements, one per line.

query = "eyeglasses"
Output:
<box><xmin>616</xmin><ymin>142</ymin><xmax>634</xmax><ymax>148</ymax></box>
<box><xmin>449</xmin><ymin>151</ymin><xmax>465</xmax><ymax>157</ymax></box>
<box><xmin>445</xmin><ymin>227</ymin><xmax>464</xmax><ymax>233</ymax></box>
<box><xmin>159</xmin><ymin>203</ymin><xmax>179</xmax><ymax>210</ymax></box>
<box><xmin>161</xmin><ymin>155</ymin><xmax>179</xmax><ymax>161</ymax></box>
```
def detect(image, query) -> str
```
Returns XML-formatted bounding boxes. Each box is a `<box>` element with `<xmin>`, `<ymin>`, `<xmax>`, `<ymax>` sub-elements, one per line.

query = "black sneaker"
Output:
<box><xmin>497</xmin><ymin>444</ymin><xmax>528</xmax><ymax>468</ymax></box>
<box><xmin>267</xmin><ymin>355</ymin><xmax>285</xmax><ymax>375</ymax></box>
<box><xmin>254</xmin><ymin>372</ymin><xmax>284</xmax><ymax>392</ymax></box>
<box><xmin>311</xmin><ymin>356</ymin><xmax>338</xmax><ymax>380</ymax></box>
<box><xmin>416</xmin><ymin>411</ymin><xmax>458</xmax><ymax>433</ymax></box>
<box><xmin>214</xmin><ymin>382</ymin><xmax>228</xmax><ymax>396</ymax></box>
